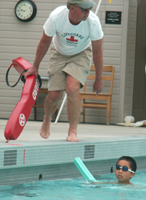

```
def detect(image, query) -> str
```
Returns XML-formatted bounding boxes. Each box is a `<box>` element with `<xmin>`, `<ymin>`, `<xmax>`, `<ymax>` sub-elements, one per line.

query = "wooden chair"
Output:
<box><xmin>80</xmin><ymin>64</ymin><xmax>114</xmax><ymax>125</ymax></box>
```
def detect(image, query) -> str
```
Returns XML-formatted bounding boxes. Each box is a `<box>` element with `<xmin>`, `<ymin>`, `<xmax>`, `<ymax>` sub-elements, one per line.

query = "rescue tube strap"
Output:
<box><xmin>6</xmin><ymin>64</ymin><xmax>42</xmax><ymax>88</ymax></box>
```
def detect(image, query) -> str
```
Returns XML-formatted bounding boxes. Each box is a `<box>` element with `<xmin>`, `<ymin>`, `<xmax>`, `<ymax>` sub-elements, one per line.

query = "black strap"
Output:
<box><xmin>21</xmin><ymin>73</ymin><xmax>42</xmax><ymax>88</ymax></box>
<box><xmin>6</xmin><ymin>65</ymin><xmax>42</xmax><ymax>88</ymax></box>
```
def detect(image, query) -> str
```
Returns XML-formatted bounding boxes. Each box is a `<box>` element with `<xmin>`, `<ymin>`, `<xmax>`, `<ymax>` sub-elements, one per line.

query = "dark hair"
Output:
<box><xmin>67</xmin><ymin>3</ymin><xmax>77</xmax><ymax>9</ymax></box>
<box><xmin>116</xmin><ymin>156</ymin><xmax>137</xmax><ymax>172</ymax></box>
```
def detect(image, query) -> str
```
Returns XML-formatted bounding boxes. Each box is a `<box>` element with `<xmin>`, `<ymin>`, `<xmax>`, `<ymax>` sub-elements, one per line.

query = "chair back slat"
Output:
<box><xmin>86</xmin><ymin>74</ymin><xmax>96</xmax><ymax>80</ymax></box>
<box><xmin>103</xmin><ymin>65</ymin><xmax>113</xmax><ymax>72</ymax></box>
<box><xmin>90</xmin><ymin>64</ymin><xmax>114</xmax><ymax>72</ymax></box>
<box><xmin>102</xmin><ymin>76</ymin><xmax>112</xmax><ymax>81</ymax></box>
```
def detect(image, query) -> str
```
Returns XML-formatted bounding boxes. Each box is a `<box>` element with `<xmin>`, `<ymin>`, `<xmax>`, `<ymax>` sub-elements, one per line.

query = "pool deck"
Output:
<box><xmin>1</xmin><ymin>119</ymin><xmax>146</xmax><ymax>143</ymax></box>
<box><xmin>0</xmin><ymin>119</ymin><xmax>146</xmax><ymax>185</ymax></box>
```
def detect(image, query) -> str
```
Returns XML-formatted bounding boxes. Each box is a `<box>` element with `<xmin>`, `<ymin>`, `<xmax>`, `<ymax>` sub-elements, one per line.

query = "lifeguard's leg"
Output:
<box><xmin>40</xmin><ymin>90</ymin><xmax>64</xmax><ymax>139</ymax></box>
<box><xmin>66</xmin><ymin>75</ymin><xmax>81</xmax><ymax>142</ymax></box>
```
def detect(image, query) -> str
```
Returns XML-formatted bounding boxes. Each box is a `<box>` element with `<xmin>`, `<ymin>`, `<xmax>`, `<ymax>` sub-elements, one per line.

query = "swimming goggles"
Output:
<box><xmin>116</xmin><ymin>165</ymin><xmax>135</xmax><ymax>173</ymax></box>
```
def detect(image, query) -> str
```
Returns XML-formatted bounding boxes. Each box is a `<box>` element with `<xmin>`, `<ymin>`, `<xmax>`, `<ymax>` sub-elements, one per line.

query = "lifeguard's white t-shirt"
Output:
<box><xmin>43</xmin><ymin>6</ymin><xmax>104</xmax><ymax>55</ymax></box>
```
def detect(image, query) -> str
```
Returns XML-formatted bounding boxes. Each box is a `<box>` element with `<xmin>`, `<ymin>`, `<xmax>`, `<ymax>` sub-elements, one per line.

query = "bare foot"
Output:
<box><xmin>40</xmin><ymin>117</ymin><xmax>51</xmax><ymax>139</ymax></box>
<box><xmin>66</xmin><ymin>130</ymin><xmax>78</xmax><ymax>142</ymax></box>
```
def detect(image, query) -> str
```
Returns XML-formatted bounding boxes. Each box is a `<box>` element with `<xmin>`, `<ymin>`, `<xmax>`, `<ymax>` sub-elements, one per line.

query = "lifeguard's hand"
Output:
<box><xmin>24</xmin><ymin>67</ymin><xmax>38</xmax><ymax>80</ymax></box>
<box><xmin>93</xmin><ymin>79</ymin><xmax>104</xmax><ymax>95</ymax></box>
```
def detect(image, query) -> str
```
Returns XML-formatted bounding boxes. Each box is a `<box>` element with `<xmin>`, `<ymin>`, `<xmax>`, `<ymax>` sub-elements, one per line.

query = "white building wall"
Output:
<box><xmin>0</xmin><ymin>0</ymin><xmax>137</xmax><ymax>124</ymax></box>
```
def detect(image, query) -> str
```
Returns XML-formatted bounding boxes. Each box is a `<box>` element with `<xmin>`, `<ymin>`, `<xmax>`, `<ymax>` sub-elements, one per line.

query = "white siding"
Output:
<box><xmin>0</xmin><ymin>0</ymin><xmax>137</xmax><ymax>124</ymax></box>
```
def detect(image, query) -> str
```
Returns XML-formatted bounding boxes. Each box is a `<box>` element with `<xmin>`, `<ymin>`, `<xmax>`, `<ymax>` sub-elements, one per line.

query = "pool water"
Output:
<box><xmin>0</xmin><ymin>170</ymin><xmax>146</xmax><ymax>200</ymax></box>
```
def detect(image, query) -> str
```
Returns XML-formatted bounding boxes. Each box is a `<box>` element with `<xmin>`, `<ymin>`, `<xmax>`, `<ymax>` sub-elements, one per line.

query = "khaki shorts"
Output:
<box><xmin>47</xmin><ymin>45</ymin><xmax>92</xmax><ymax>91</ymax></box>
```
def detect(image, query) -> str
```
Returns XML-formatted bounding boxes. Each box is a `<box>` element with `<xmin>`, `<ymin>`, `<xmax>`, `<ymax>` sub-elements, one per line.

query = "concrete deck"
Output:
<box><xmin>0</xmin><ymin>119</ymin><xmax>146</xmax><ymax>144</ymax></box>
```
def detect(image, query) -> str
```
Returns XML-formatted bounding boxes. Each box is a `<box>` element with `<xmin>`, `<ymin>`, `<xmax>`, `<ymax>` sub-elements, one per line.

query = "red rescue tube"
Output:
<box><xmin>4</xmin><ymin>57</ymin><xmax>40</xmax><ymax>140</ymax></box>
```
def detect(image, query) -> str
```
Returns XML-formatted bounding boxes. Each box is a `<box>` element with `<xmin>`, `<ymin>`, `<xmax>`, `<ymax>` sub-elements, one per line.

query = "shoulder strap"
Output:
<box><xmin>5</xmin><ymin>64</ymin><xmax>26</xmax><ymax>87</ymax></box>
<box><xmin>6</xmin><ymin>64</ymin><xmax>42</xmax><ymax>88</ymax></box>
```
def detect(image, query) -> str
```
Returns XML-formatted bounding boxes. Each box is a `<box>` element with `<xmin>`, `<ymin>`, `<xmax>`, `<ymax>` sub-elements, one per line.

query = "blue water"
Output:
<box><xmin>0</xmin><ymin>170</ymin><xmax>146</xmax><ymax>200</ymax></box>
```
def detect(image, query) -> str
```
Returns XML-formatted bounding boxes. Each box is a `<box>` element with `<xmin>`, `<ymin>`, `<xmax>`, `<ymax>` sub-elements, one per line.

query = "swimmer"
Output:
<box><xmin>94</xmin><ymin>156</ymin><xmax>137</xmax><ymax>185</ymax></box>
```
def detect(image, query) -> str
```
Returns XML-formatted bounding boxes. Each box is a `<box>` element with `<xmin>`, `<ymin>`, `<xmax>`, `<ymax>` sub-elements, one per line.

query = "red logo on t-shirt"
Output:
<box><xmin>66</xmin><ymin>36</ymin><xmax>78</xmax><ymax>42</ymax></box>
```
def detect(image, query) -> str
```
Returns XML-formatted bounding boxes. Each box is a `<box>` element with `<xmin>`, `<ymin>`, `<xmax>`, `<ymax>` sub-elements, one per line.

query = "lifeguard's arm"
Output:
<box><xmin>24</xmin><ymin>32</ymin><xmax>52</xmax><ymax>78</ymax></box>
<box><xmin>92</xmin><ymin>39</ymin><xmax>104</xmax><ymax>94</ymax></box>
